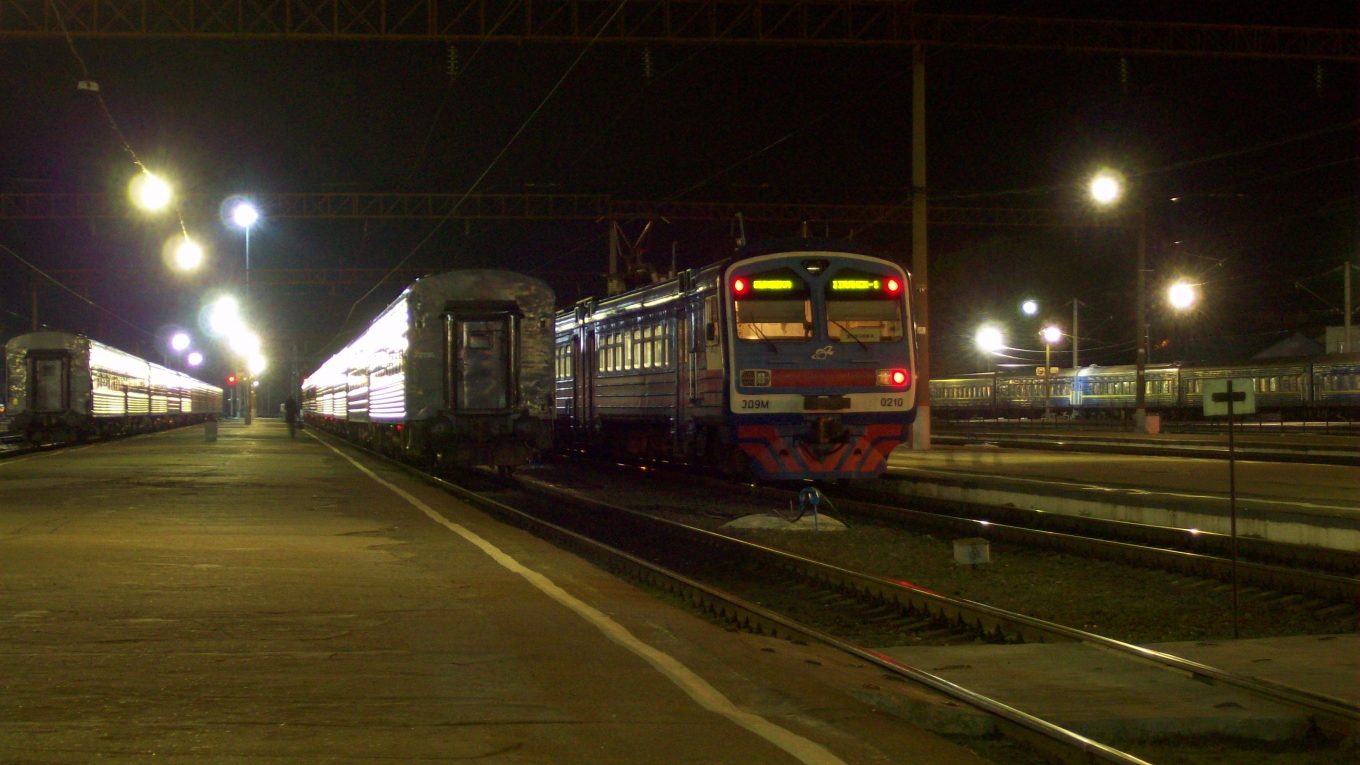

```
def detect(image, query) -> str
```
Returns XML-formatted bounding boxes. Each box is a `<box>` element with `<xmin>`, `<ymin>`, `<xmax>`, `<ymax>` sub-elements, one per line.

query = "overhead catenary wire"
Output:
<box><xmin>0</xmin><ymin>243</ymin><xmax>154</xmax><ymax>340</ymax></box>
<box><xmin>337</xmin><ymin>0</ymin><xmax>634</xmax><ymax>343</ymax></box>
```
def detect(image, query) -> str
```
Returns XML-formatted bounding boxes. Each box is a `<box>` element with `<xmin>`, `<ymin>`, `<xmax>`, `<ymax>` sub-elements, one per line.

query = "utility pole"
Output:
<box><xmin>910</xmin><ymin>44</ymin><xmax>932</xmax><ymax>450</ymax></box>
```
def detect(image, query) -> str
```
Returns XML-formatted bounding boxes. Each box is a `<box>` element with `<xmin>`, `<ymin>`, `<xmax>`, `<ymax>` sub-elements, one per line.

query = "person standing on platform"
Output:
<box><xmin>284</xmin><ymin>396</ymin><xmax>300</xmax><ymax>438</ymax></box>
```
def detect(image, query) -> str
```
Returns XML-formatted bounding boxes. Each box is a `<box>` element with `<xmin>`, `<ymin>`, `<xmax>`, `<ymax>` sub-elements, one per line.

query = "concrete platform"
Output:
<box><xmin>882</xmin><ymin>634</ymin><xmax>1360</xmax><ymax>743</ymax></box>
<box><xmin>0</xmin><ymin>420</ymin><xmax>985</xmax><ymax>764</ymax></box>
<box><xmin>883</xmin><ymin>446</ymin><xmax>1360</xmax><ymax>551</ymax></box>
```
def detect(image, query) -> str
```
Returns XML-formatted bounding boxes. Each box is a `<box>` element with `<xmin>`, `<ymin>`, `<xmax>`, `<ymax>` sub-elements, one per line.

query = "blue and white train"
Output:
<box><xmin>932</xmin><ymin>353</ymin><xmax>1360</xmax><ymax>421</ymax></box>
<box><xmin>554</xmin><ymin>240</ymin><xmax>918</xmax><ymax>480</ymax></box>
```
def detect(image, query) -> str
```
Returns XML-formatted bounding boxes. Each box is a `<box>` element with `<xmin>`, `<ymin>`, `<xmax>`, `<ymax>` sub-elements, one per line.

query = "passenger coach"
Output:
<box><xmin>4</xmin><ymin>330</ymin><xmax>222</xmax><ymax>442</ymax></box>
<box><xmin>555</xmin><ymin>240</ymin><xmax>917</xmax><ymax>480</ymax></box>
<box><xmin>302</xmin><ymin>269</ymin><xmax>555</xmax><ymax>472</ymax></box>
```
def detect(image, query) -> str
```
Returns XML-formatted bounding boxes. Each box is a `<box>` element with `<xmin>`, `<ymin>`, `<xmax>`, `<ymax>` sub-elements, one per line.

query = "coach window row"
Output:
<box><xmin>554</xmin><ymin>343</ymin><xmax>573</xmax><ymax>381</ymax></box>
<box><xmin>937</xmin><ymin>385</ymin><xmax>992</xmax><ymax>399</ymax></box>
<box><xmin>1320</xmin><ymin>373</ymin><xmax>1359</xmax><ymax>390</ymax></box>
<box><xmin>1004</xmin><ymin>381</ymin><xmax>1072</xmax><ymax>397</ymax></box>
<box><xmin>596</xmin><ymin>320</ymin><xmax>675</xmax><ymax>375</ymax></box>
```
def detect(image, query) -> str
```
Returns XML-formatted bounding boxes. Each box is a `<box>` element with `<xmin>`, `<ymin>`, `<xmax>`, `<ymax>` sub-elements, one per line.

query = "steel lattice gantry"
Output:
<box><xmin>0</xmin><ymin>1</ymin><xmax>1356</xmax><ymax>60</ymax></box>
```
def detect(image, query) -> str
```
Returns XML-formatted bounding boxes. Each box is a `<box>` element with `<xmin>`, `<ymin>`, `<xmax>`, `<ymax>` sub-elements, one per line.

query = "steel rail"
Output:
<box><xmin>931</xmin><ymin>432</ymin><xmax>1360</xmax><ymax>467</ymax></box>
<box><xmin>823</xmin><ymin>487</ymin><xmax>1360</xmax><ymax>602</ymax></box>
<box><xmin>313</xmin><ymin>433</ymin><xmax>1156</xmax><ymax>765</ymax></box>
<box><xmin>514</xmin><ymin>474</ymin><xmax>1360</xmax><ymax>738</ymax></box>
<box><xmin>303</xmin><ymin>429</ymin><xmax>1360</xmax><ymax>743</ymax></box>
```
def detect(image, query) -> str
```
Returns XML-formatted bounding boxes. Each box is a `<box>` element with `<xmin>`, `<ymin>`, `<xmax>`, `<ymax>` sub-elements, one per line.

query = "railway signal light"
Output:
<box><xmin>226</xmin><ymin>374</ymin><xmax>238</xmax><ymax>386</ymax></box>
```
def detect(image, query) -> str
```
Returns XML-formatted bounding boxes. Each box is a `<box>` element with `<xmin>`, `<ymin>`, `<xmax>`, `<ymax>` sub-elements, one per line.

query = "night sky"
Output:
<box><xmin>0</xmin><ymin>1</ymin><xmax>1356</xmax><ymax>395</ymax></box>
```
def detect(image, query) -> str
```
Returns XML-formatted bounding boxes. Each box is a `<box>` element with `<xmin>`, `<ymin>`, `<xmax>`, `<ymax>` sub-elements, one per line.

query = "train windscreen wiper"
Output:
<box><xmin>828</xmin><ymin>319</ymin><xmax>869</xmax><ymax>352</ymax></box>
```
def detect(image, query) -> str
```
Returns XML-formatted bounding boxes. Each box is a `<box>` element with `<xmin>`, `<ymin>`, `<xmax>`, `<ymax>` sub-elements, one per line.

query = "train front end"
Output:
<box><xmin>723</xmin><ymin>248</ymin><xmax>916</xmax><ymax>480</ymax></box>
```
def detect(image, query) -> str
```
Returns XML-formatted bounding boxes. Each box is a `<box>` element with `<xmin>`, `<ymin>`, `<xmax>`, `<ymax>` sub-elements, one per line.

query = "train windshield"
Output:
<box><xmin>733</xmin><ymin>268</ymin><xmax>812</xmax><ymax>341</ymax></box>
<box><xmin>825</xmin><ymin>271</ymin><xmax>905</xmax><ymax>343</ymax></box>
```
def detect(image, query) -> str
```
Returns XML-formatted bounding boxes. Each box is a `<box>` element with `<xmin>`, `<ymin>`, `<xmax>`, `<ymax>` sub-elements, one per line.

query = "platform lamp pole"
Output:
<box><xmin>1090</xmin><ymin>170</ymin><xmax>1149</xmax><ymax>433</ymax></box>
<box><xmin>1040</xmin><ymin>325</ymin><xmax>1062</xmax><ymax>421</ymax></box>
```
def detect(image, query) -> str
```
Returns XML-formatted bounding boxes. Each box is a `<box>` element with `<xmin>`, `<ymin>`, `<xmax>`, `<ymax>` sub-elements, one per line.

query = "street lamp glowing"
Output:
<box><xmin>174</xmin><ymin>238</ymin><xmax>204</xmax><ymax>271</ymax></box>
<box><xmin>1089</xmin><ymin>170</ymin><xmax>1124</xmax><ymax>206</ymax></box>
<box><xmin>247</xmin><ymin>354</ymin><xmax>268</xmax><ymax>376</ymax></box>
<box><xmin>975</xmin><ymin>325</ymin><xmax>1006</xmax><ymax>354</ymax></box>
<box><xmin>231</xmin><ymin>202</ymin><xmax>260</xmax><ymax>229</ymax></box>
<box><xmin>230</xmin><ymin>330</ymin><xmax>261</xmax><ymax>358</ymax></box>
<box><xmin>207</xmin><ymin>296</ymin><xmax>243</xmax><ymax>337</ymax></box>
<box><xmin>170</xmin><ymin>332</ymin><xmax>191</xmax><ymax>352</ymax></box>
<box><xmin>130</xmin><ymin>171</ymin><xmax>173</xmax><ymax>211</ymax></box>
<box><xmin>1021</xmin><ymin>299</ymin><xmax>1039</xmax><ymax>316</ymax></box>
<box><xmin>186</xmin><ymin>351</ymin><xmax>204</xmax><ymax>367</ymax></box>
<box><xmin>1168</xmin><ymin>280</ymin><xmax>1198</xmax><ymax>311</ymax></box>
<box><xmin>1040</xmin><ymin>325</ymin><xmax>1063</xmax><ymax>345</ymax></box>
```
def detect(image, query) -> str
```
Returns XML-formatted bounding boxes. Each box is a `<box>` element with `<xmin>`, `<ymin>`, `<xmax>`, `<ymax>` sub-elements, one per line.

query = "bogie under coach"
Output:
<box><xmin>4</xmin><ymin>330</ymin><xmax>223</xmax><ymax>442</ymax></box>
<box><xmin>555</xmin><ymin>240</ymin><xmax>917</xmax><ymax>480</ymax></box>
<box><xmin>302</xmin><ymin>270</ymin><xmax>555</xmax><ymax>471</ymax></box>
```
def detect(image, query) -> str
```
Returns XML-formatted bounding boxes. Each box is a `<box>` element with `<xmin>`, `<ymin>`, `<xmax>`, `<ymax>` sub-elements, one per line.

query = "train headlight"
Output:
<box><xmin>877</xmin><ymin>368</ymin><xmax>911</xmax><ymax>387</ymax></box>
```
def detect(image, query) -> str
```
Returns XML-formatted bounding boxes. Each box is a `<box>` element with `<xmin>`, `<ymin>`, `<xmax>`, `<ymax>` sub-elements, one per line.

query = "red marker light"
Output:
<box><xmin>733</xmin><ymin>277</ymin><xmax>748</xmax><ymax>295</ymax></box>
<box><xmin>891</xmin><ymin>369</ymin><xmax>907</xmax><ymax>385</ymax></box>
<box><xmin>886</xmin><ymin>278</ymin><xmax>902</xmax><ymax>294</ymax></box>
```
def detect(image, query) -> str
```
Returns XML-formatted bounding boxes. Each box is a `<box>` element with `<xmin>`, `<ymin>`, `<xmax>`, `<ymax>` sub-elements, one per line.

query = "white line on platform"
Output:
<box><xmin>318</xmin><ymin>437</ymin><xmax>850</xmax><ymax>765</ymax></box>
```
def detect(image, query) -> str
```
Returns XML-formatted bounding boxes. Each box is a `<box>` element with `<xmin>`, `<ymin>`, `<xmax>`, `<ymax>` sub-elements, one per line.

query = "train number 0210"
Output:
<box><xmin>879</xmin><ymin>397</ymin><xmax>905</xmax><ymax>408</ymax></box>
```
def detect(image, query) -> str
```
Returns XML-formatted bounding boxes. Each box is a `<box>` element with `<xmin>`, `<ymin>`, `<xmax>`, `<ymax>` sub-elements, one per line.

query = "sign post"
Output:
<box><xmin>1203</xmin><ymin>378</ymin><xmax>1256</xmax><ymax>639</ymax></box>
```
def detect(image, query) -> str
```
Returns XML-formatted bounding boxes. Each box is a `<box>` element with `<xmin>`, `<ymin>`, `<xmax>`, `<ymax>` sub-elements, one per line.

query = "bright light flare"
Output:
<box><xmin>207</xmin><ymin>296</ymin><xmax>243</xmax><ymax>338</ymax></box>
<box><xmin>1168</xmin><ymin>280</ymin><xmax>1199</xmax><ymax>311</ymax></box>
<box><xmin>170</xmin><ymin>332</ymin><xmax>191</xmax><ymax>352</ymax></box>
<box><xmin>186</xmin><ymin>351</ymin><xmax>204</xmax><ymax>367</ymax></box>
<box><xmin>247</xmin><ymin>354</ymin><xmax>267</xmax><ymax>376</ymax></box>
<box><xmin>1089</xmin><ymin>170</ymin><xmax>1124</xmax><ymax>206</ymax></box>
<box><xmin>174</xmin><ymin>238</ymin><xmax>204</xmax><ymax>271</ymax></box>
<box><xmin>975</xmin><ymin>325</ymin><xmax>1005</xmax><ymax>354</ymax></box>
<box><xmin>231</xmin><ymin>201</ymin><xmax>260</xmax><ymax>229</ymax></box>
<box><xmin>1021</xmin><ymin>299</ymin><xmax>1039</xmax><ymax>316</ymax></box>
<box><xmin>130</xmin><ymin>171</ymin><xmax>172</xmax><ymax>211</ymax></box>
<box><xmin>1040</xmin><ymin>325</ymin><xmax>1063</xmax><ymax>345</ymax></box>
<box><xmin>230</xmin><ymin>331</ymin><xmax>261</xmax><ymax>358</ymax></box>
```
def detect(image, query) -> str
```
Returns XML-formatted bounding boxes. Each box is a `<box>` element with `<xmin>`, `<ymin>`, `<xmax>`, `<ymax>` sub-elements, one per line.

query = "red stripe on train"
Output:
<box><xmin>768</xmin><ymin>369</ymin><xmax>875</xmax><ymax>388</ymax></box>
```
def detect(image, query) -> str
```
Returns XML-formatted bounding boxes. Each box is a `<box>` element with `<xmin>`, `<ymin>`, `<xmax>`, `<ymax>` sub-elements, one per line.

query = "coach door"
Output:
<box><xmin>447</xmin><ymin>312</ymin><xmax>515</xmax><ymax>412</ymax></box>
<box><xmin>28</xmin><ymin>351</ymin><xmax>69</xmax><ymax>413</ymax></box>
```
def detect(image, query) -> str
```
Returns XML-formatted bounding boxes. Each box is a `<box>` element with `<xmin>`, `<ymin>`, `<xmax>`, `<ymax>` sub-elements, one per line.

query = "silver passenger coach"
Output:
<box><xmin>301</xmin><ymin>269</ymin><xmax>555</xmax><ymax>471</ymax></box>
<box><xmin>5</xmin><ymin>330</ymin><xmax>223</xmax><ymax>442</ymax></box>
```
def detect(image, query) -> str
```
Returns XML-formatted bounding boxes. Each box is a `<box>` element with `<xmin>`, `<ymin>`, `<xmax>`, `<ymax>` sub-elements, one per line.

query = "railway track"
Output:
<box><xmin>931</xmin><ymin>430</ymin><xmax>1360</xmax><ymax>466</ymax></box>
<box><xmin>831</xmin><ymin>482</ymin><xmax>1360</xmax><ymax>603</ymax></box>
<box><xmin>316</xmin><ymin>432</ymin><xmax>1359</xmax><ymax>763</ymax></box>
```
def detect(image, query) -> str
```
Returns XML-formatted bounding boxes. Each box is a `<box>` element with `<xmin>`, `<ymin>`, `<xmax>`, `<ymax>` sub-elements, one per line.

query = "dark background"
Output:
<box><xmin>1</xmin><ymin>1</ymin><xmax>1356</xmax><ymax>401</ymax></box>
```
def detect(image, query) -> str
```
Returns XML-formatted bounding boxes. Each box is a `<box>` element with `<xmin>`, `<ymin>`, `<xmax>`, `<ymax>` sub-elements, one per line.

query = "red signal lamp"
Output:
<box><xmin>886</xmin><ymin>278</ymin><xmax>902</xmax><ymax>294</ymax></box>
<box><xmin>226</xmin><ymin>374</ymin><xmax>238</xmax><ymax>386</ymax></box>
<box><xmin>732</xmin><ymin>277</ymin><xmax>748</xmax><ymax>296</ymax></box>
<box><xmin>877</xmin><ymin>368</ymin><xmax>911</xmax><ymax>387</ymax></box>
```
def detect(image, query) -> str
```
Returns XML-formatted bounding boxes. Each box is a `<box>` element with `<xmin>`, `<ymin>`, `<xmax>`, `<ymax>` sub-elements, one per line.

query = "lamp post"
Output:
<box><xmin>1040</xmin><ymin>325</ymin><xmax>1063</xmax><ymax>420</ymax></box>
<box><xmin>1090</xmin><ymin>170</ymin><xmax>1150</xmax><ymax>433</ymax></box>
<box><xmin>230</xmin><ymin>201</ymin><xmax>260</xmax><ymax>298</ymax></box>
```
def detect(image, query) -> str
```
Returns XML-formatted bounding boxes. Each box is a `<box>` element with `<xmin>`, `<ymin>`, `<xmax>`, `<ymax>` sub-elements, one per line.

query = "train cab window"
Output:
<box><xmin>825</xmin><ymin>270</ymin><xmax>904</xmax><ymax>343</ymax></box>
<box><xmin>732</xmin><ymin>268</ymin><xmax>812</xmax><ymax>341</ymax></box>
